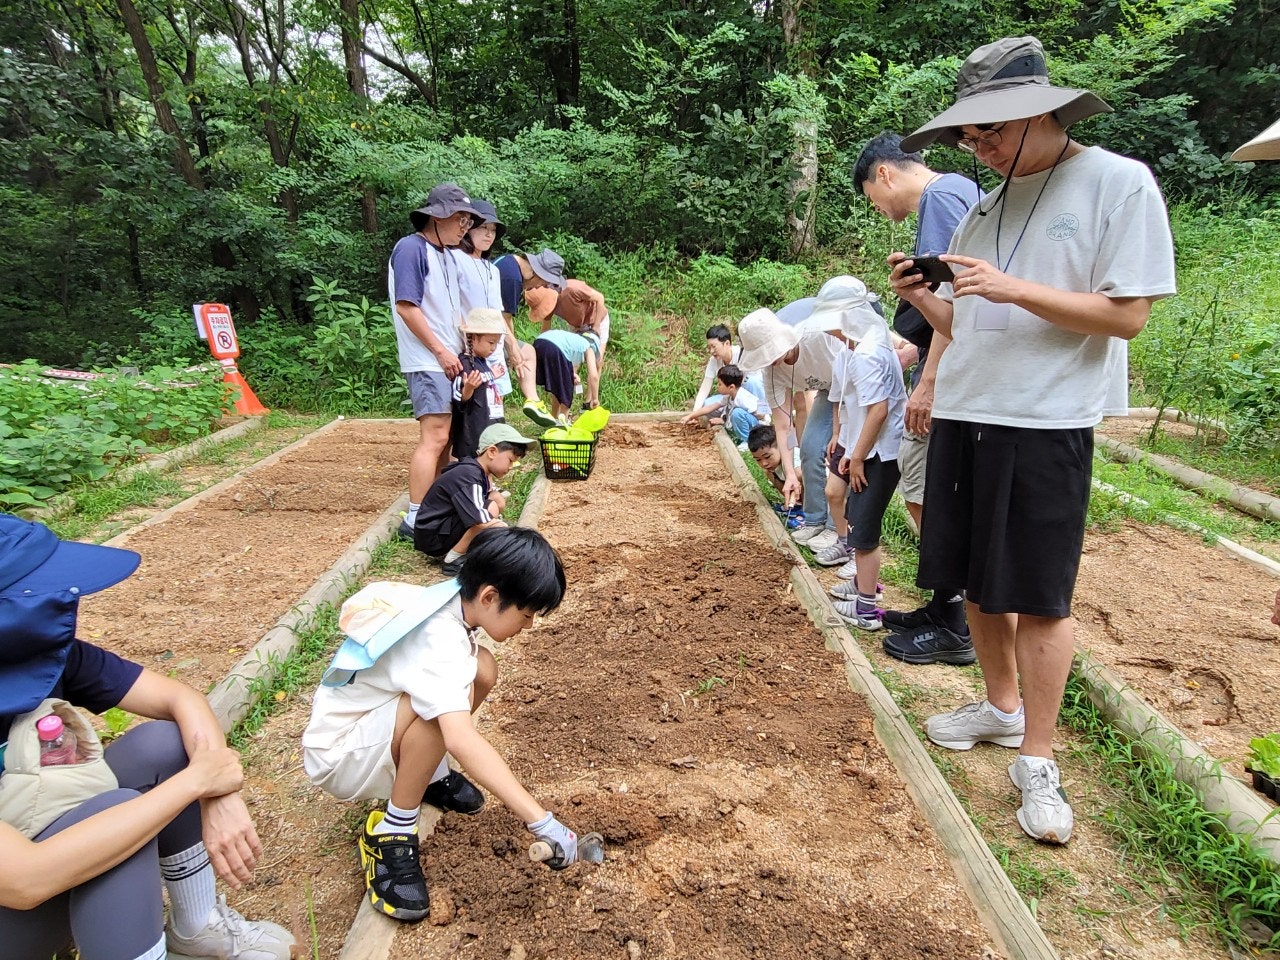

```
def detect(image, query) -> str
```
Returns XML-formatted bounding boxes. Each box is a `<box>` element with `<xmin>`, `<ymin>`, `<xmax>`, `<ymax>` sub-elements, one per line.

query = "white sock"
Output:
<box><xmin>160</xmin><ymin>842</ymin><xmax>216</xmax><ymax>939</ymax></box>
<box><xmin>377</xmin><ymin>801</ymin><xmax>419</xmax><ymax>834</ymax></box>
<box><xmin>991</xmin><ymin>702</ymin><xmax>1024</xmax><ymax>722</ymax></box>
<box><xmin>405</xmin><ymin>503</ymin><xmax>420</xmax><ymax>526</ymax></box>
<box><xmin>444</xmin><ymin>549</ymin><xmax>463</xmax><ymax>563</ymax></box>
<box><xmin>132</xmin><ymin>933</ymin><xmax>167</xmax><ymax>960</ymax></box>
<box><xmin>430</xmin><ymin>758</ymin><xmax>450</xmax><ymax>784</ymax></box>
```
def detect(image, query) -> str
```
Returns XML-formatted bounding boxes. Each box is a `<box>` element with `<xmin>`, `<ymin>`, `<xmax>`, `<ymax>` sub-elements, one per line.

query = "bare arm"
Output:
<box><xmin>905</xmin><ymin>334</ymin><xmax>951</xmax><ymax>436</ymax></box>
<box><xmin>845</xmin><ymin>399</ymin><xmax>888</xmax><ymax>492</ymax></box>
<box><xmin>437</xmin><ymin>712</ymin><xmax>545</xmax><ymax>823</ymax></box>
<box><xmin>0</xmin><ymin>736</ymin><xmax>241</xmax><ymax>909</ymax></box>
<box><xmin>117</xmin><ymin>671</ymin><xmax>262</xmax><ymax>887</ymax></box>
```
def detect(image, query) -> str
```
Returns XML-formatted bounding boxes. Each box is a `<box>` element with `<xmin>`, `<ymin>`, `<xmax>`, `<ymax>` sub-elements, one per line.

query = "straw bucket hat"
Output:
<box><xmin>736</xmin><ymin>308</ymin><xmax>797</xmax><ymax>372</ymax></box>
<box><xmin>901</xmin><ymin>36</ymin><xmax>1112</xmax><ymax>152</ymax></box>
<box><xmin>461</xmin><ymin>308</ymin><xmax>507</xmax><ymax>335</ymax></box>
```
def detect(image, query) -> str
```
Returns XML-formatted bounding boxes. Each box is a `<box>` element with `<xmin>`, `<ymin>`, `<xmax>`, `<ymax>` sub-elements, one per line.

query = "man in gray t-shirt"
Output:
<box><xmin>893</xmin><ymin>36</ymin><xmax>1176</xmax><ymax>847</ymax></box>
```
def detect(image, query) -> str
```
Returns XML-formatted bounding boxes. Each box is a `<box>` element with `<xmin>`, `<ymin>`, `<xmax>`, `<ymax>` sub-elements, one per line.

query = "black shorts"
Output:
<box><xmin>826</xmin><ymin>443</ymin><xmax>846</xmax><ymax>481</ymax></box>
<box><xmin>918</xmin><ymin>419</ymin><xmax>1092</xmax><ymax>618</ymax></box>
<box><xmin>413</xmin><ymin>517</ymin><xmax>466</xmax><ymax>558</ymax></box>
<box><xmin>534</xmin><ymin>339</ymin><xmax>574</xmax><ymax>407</ymax></box>
<box><xmin>844</xmin><ymin>455</ymin><xmax>900</xmax><ymax>551</ymax></box>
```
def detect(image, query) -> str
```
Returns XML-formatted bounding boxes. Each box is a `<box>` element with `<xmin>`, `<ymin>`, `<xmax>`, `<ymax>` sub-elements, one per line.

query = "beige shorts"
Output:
<box><xmin>303</xmin><ymin>697</ymin><xmax>400</xmax><ymax>803</ymax></box>
<box><xmin>898</xmin><ymin>430</ymin><xmax>930</xmax><ymax>505</ymax></box>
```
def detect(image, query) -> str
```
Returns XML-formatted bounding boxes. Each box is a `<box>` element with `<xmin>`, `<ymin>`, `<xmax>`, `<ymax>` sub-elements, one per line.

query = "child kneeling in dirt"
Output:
<box><xmin>302</xmin><ymin>526</ymin><xmax>588</xmax><ymax>923</ymax></box>
<box><xmin>747</xmin><ymin>424</ymin><xmax>803</xmax><ymax>530</ymax></box>
<box><xmin>412</xmin><ymin>423</ymin><xmax>532</xmax><ymax>575</ymax></box>
<box><xmin>681</xmin><ymin>363</ymin><xmax>768</xmax><ymax>444</ymax></box>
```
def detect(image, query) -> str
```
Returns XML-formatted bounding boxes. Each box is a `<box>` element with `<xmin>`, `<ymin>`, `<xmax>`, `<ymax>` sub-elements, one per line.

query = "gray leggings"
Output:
<box><xmin>0</xmin><ymin>720</ymin><xmax>201</xmax><ymax>960</ymax></box>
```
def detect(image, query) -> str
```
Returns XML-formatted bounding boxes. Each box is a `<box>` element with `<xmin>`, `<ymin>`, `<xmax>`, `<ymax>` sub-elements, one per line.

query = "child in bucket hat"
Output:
<box><xmin>0</xmin><ymin>514</ymin><xmax>295</xmax><ymax>960</ymax></box>
<box><xmin>451</xmin><ymin>308</ymin><xmax>509</xmax><ymax>460</ymax></box>
<box><xmin>890</xmin><ymin>36</ymin><xmax>1176</xmax><ymax>849</ymax></box>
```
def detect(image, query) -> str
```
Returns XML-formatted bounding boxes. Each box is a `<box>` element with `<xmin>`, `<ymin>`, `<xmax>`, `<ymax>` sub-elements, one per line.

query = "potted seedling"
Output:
<box><xmin>1246</xmin><ymin>734</ymin><xmax>1280</xmax><ymax>801</ymax></box>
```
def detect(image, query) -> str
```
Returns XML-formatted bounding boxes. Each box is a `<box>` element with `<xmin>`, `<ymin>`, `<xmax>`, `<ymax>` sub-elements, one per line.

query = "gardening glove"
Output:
<box><xmin>527</xmin><ymin>811</ymin><xmax>578</xmax><ymax>869</ymax></box>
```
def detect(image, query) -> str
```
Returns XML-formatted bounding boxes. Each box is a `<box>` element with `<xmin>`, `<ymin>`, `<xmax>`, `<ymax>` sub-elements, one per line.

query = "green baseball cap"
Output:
<box><xmin>478</xmin><ymin>423</ymin><xmax>537</xmax><ymax>451</ymax></box>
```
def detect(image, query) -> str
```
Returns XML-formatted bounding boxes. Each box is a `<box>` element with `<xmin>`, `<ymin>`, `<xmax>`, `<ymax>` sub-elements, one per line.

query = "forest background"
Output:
<box><xmin>1</xmin><ymin>0</ymin><xmax>1278</xmax><ymax>444</ymax></box>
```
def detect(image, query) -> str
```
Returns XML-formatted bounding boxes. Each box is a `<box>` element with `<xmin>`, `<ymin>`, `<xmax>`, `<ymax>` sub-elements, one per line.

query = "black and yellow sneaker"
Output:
<box><xmin>358</xmin><ymin>811</ymin><xmax>430</xmax><ymax>922</ymax></box>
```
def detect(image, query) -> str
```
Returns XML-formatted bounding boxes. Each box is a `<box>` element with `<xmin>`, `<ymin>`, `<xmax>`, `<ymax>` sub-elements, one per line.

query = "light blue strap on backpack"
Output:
<box><xmin>321</xmin><ymin>579</ymin><xmax>462</xmax><ymax>687</ymax></box>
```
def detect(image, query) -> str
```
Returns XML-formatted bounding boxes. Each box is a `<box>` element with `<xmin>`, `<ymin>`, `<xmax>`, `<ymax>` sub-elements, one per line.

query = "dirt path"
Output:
<box><xmin>393</xmin><ymin>422</ymin><xmax>999</xmax><ymax>960</ymax></box>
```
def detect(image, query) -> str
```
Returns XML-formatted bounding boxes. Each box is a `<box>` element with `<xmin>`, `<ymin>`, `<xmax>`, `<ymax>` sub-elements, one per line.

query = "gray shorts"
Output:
<box><xmin>406</xmin><ymin>370</ymin><xmax>452</xmax><ymax>418</ymax></box>
<box><xmin>898</xmin><ymin>430</ymin><xmax>929</xmax><ymax>505</ymax></box>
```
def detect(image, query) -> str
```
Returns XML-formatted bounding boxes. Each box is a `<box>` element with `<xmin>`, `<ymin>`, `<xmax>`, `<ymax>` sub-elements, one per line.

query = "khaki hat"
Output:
<box><xmin>1231</xmin><ymin>116</ymin><xmax>1280</xmax><ymax>162</ymax></box>
<box><xmin>736</xmin><ymin>308</ymin><xmax>798</xmax><ymax>372</ymax></box>
<box><xmin>461</xmin><ymin>308</ymin><xmax>507</xmax><ymax>335</ymax></box>
<box><xmin>901</xmin><ymin>36</ymin><xmax>1112</xmax><ymax>152</ymax></box>
<box><xmin>477</xmin><ymin>423</ymin><xmax>536</xmax><ymax>451</ymax></box>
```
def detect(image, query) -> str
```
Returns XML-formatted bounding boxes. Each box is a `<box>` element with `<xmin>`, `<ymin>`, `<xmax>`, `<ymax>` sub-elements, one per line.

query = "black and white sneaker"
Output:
<box><xmin>882</xmin><ymin>622</ymin><xmax>976</xmax><ymax>665</ymax></box>
<box><xmin>422</xmin><ymin>770</ymin><xmax>485</xmax><ymax>815</ymax></box>
<box><xmin>359</xmin><ymin>812</ymin><xmax>430</xmax><ymax>922</ymax></box>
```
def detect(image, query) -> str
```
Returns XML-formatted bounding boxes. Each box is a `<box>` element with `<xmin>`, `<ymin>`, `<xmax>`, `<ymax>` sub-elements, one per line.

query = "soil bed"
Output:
<box><xmin>395</xmin><ymin>422</ymin><xmax>999</xmax><ymax>960</ymax></box>
<box><xmin>76</xmin><ymin>419</ymin><xmax>417</xmax><ymax>699</ymax></box>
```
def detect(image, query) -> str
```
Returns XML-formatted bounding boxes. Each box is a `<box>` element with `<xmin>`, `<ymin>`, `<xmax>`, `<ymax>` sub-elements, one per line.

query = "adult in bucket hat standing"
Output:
<box><xmin>0</xmin><ymin>514</ymin><xmax>295</xmax><ymax>959</ymax></box>
<box><xmin>737</xmin><ymin>300</ymin><xmax>841</xmax><ymax>553</ymax></box>
<box><xmin>391</xmin><ymin>182</ymin><xmax>483</xmax><ymax>540</ymax></box>
<box><xmin>892</xmin><ymin>36</ymin><xmax>1176</xmax><ymax>845</ymax></box>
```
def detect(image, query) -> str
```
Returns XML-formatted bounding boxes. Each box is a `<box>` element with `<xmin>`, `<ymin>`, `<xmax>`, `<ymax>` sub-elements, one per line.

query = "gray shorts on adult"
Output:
<box><xmin>406</xmin><ymin>370</ymin><xmax>452</xmax><ymax>418</ymax></box>
<box><xmin>898</xmin><ymin>430</ymin><xmax>929</xmax><ymax>504</ymax></box>
<box><xmin>917</xmin><ymin>419</ymin><xmax>1092</xmax><ymax>618</ymax></box>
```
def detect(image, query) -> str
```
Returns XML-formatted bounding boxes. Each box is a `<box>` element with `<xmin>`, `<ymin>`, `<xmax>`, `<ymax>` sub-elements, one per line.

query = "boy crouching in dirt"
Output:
<box><xmin>748</xmin><ymin>424</ymin><xmax>803</xmax><ymax>530</ymax></box>
<box><xmin>302</xmin><ymin>526</ymin><xmax>588</xmax><ymax>922</ymax></box>
<box><xmin>412</xmin><ymin>423</ymin><xmax>532</xmax><ymax>575</ymax></box>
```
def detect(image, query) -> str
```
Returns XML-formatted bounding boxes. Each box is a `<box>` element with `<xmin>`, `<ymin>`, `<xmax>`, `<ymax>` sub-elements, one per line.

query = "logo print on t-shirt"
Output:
<box><xmin>1047</xmin><ymin>213</ymin><xmax>1080</xmax><ymax>241</ymax></box>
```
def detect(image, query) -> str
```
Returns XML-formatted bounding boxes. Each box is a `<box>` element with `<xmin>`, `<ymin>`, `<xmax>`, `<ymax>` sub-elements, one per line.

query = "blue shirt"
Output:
<box><xmin>495</xmin><ymin>255</ymin><xmax>524</xmax><ymax>316</ymax></box>
<box><xmin>536</xmin><ymin>329</ymin><xmax>595</xmax><ymax>364</ymax></box>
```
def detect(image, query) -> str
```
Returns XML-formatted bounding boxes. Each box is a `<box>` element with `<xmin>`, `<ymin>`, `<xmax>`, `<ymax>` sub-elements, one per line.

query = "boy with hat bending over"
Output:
<box><xmin>391</xmin><ymin>182</ymin><xmax>483</xmax><ymax>540</ymax></box>
<box><xmin>891</xmin><ymin>36</ymin><xmax>1176</xmax><ymax>845</ymax></box>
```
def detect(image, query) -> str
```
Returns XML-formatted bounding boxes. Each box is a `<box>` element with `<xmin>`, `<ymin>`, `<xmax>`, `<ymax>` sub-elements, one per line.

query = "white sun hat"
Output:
<box><xmin>736</xmin><ymin>308</ymin><xmax>798</xmax><ymax>372</ymax></box>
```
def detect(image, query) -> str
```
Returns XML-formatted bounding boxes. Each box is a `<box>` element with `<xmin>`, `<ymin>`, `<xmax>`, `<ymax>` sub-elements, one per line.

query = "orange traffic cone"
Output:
<box><xmin>220</xmin><ymin>360</ymin><xmax>269</xmax><ymax>416</ymax></box>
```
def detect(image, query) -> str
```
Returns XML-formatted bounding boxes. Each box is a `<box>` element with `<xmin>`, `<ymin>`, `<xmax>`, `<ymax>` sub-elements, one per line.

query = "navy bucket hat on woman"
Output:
<box><xmin>0</xmin><ymin>514</ymin><xmax>140</xmax><ymax>714</ymax></box>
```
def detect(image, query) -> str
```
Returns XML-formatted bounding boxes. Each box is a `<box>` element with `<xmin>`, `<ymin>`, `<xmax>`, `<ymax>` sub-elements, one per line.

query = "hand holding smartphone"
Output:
<box><xmin>904</xmin><ymin>256</ymin><xmax>955</xmax><ymax>285</ymax></box>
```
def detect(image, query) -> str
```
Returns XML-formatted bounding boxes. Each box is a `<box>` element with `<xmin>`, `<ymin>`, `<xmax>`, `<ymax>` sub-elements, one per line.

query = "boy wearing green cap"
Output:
<box><xmin>412</xmin><ymin>423</ymin><xmax>534</xmax><ymax>575</ymax></box>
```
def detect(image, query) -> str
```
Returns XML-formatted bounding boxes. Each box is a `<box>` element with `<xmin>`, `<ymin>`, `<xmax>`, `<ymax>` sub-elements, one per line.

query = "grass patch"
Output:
<box><xmin>1110</xmin><ymin>424</ymin><xmax>1280</xmax><ymax>499</ymax></box>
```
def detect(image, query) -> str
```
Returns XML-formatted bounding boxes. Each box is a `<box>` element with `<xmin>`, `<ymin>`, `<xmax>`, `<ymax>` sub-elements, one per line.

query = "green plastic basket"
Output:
<box><xmin>539</xmin><ymin>436</ymin><xmax>598</xmax><ymax>481</ymax></box>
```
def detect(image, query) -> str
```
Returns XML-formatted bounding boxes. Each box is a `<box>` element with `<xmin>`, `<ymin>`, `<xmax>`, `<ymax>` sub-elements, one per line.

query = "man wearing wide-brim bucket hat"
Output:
<box><xmin>390</xmin><ymin>182</ymin><xmax>484</xmax><ymax>542</ymax></box>
<box><xmin>737</xmin><ymin>303</ymin><xmax>841</xmax><ymax>554</ymax></box>
<box><xmin>891</xmin><ymin>36</ymin><xmax>1176</xmax><ymax>847</ymax></box>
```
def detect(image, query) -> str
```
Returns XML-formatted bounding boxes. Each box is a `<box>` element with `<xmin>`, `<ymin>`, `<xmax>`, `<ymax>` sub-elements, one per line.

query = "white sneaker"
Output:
<box><xmin>835</xmin><ymin>557</ymin><xmax>858</xmax><ymax>580</ymax></box>
<box><xmin>813</xmin><ymin>540</ymin><xmax>850</xmax><ymax>567</ymax></box>
<box><xmin>829</xmin><ymin>581</ymin><xmax>883</xmax><ymax>602</ymax></box>
<box><xmin>831</xmin><ymin>599</ymin><xmax>882</xmax><ymax>630</ymax></box>
<box><xmin>1009</xmin><ymin>756</ymin><xmax>1074</xmax><ymax>844</ymax></box>
<box><xmin>925</xmin><ymin>701</ymin><xmax>1025</xmax><ymax>751</ymax></box>
<box><xmin>167</xmin><ymin>895</ymin><xmax>296</xmax><ymax>960</ymax></box>
<box><xmin>792</xmin><ymin>524</ymin><xmax>824</xmax><ymax>545</ymax></box>
<box><xmin>804</xmin><ymin>529</ymin><xmax>838</xmax><ymax>552</ymax></box>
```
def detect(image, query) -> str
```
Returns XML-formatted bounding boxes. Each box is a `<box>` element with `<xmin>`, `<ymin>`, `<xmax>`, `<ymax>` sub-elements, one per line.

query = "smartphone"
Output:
<box><xmin>904</xmin><ymin>256</ymin><xmax>955</xmax><ymax>285</ymax></box>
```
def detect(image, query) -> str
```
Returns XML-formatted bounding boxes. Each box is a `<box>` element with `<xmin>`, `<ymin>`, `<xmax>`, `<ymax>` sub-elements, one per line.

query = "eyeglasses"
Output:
<box><xmin>448</xmin><ymin>213</ymin><xmax>475</xmax><ymax>228</ymax></box>
<box><xmin>955</xmin><ymin>122</ymin><xmax>1008</xmax><ymax>154</ymax></box>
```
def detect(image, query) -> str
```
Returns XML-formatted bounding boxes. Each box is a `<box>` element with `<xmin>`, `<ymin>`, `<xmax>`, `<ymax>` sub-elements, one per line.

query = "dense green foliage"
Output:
<box><xmin>1</xmin><ymin>0</ymin><xmax>1277</xmax><ymax>367</ymax></box>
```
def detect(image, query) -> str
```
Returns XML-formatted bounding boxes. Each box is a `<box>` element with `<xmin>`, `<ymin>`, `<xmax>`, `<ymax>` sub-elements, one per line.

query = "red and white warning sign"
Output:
<box><xmin>192</xmin><ymin>303</ymin><xmax>268</xmax><ymax>416</ymax></box>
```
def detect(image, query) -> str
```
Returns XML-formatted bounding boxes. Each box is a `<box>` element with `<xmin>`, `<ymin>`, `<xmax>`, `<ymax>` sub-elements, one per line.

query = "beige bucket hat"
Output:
<box><xmin>901</xmin><ymin>36</ymin><xmax>1112</xmax><ymax>153</ymax></box>
<box><xmin>461</xmin><ymin>308</ymin><xmax>507</xmax><ymax>335</ymax></box>
<box><xmin>736</xmin><ymin>308</ymin><xmax>797</xmax><ymax>372</ymax></box>
<box><xmin>1231</xmin><ymin>117</ymin><xmax>1280</xmax><ymax>162</ymax></box>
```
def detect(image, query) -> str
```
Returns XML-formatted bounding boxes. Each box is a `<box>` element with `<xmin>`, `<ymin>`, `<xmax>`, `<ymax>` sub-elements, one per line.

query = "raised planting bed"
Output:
<box><xmin>391</xmin><ymin>422</ymin><xmax>1009</xmax><ymax>960</ymax></box>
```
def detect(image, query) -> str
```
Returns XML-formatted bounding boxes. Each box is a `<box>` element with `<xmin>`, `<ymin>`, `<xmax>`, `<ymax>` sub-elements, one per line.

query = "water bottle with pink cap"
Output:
<box><xmin>37</xmin><ymin>714</ymin><xmax>80</xmax><ymax>766</ymax></box>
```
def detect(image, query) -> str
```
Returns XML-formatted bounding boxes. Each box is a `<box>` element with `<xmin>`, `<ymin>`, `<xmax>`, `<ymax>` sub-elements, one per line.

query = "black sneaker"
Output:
<box><xmin>358</xmin><ymin>812</ymin><xmax>430</xmax><ymax>922</ymax></box>
<box><xmin>881</xmin><ymin>605</ymin><xmax>933</xmax><ymax>633</ymax></box>
<box><xmin>395</xmin><ymin>520</ymin><xmax>415</xmax><ymax>543</ymax></box>
<box><xmin>441</xmin><ymin>555</ymin><xmax>466</xmax><ymax>577</ymax></box>
<box><xmin>882</xmin><ymin>622</ymin><xmax>977</xmax><ymax>666</ymax></box>
<box><xmin>422</xmin><ymin>770</ymin><xmax>485</xmax><ymax>815</ymax></box>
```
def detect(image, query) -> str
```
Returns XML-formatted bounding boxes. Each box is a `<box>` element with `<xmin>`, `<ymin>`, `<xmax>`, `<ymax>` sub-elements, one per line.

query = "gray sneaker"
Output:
<box><xmin>813</xmin><ymin>540</ymin><xmax>850</xmax><ymax>567</ymax></box>
<box><xmin>792</xmin><ymin>524</ymin><xmax>825</xmax><ymax>545</ymax></box>
<box><xmin>167</xmin><ymin>895</ymin><xmax>296</xmax><ymax>959</ymax></box>
<box><xmin>831</xmin><ymin>599</ymin><xmax>882</xmax><ymax>631</ymax></box>
<box><xmin>925</xmin><ymin>701</ymin><xmax>1025</xmax><ymax>751</ymax></box>
<box><xmin>829</xmin><ymin>581</ymin><xmax>884</xmax><ymax>602</ymax></box>
<box><xmin>1009</xmin><ymin>756</ymin><xmax>1074</xmax><ymax>844</ymax></box>
<box><xmin>835</xmin><ymin>557</ymin><xmax>858</xmax><ymax>580</ymax></box>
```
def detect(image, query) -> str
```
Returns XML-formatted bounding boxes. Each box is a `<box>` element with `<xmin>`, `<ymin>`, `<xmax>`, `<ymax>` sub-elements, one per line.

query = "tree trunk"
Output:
<box><xmin>779</xmin><ymin>0</ymin><xmax>818</xmax><ymax>257</ymax></box>
<box><xmin>340</xmin><ymin>0</ymin><xmax>378</xmax><ymax>235</ymax></box>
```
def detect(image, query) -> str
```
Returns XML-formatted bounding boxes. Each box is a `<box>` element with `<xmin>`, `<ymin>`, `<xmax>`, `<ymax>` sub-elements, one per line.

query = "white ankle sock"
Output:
<box><xmin>160</xmin><ymin>842</ymin><xmax>216</xmax><ymax>939</ymax></box>
<box><xmin>377</xmin><ymin>801</ymin><xmax>419</xmax><ymax>834</ymax></box>
<box><xmin>405</xmin><ymin>503</ymin><xmax>420</xmax><ymax>526</ymax></box>
<box><xmin>991</xmin><ymin>702</ymin><xmax>1024</xmax><ymax>722</ymax></box>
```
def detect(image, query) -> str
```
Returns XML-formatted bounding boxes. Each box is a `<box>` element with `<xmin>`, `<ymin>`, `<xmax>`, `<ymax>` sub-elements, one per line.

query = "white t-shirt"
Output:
<box><xmin>829</xmin><ymin>341</ymin><xmax>908</xmax><ymax>461</ymax></box>
<box><xmin>710</xmin><ymin>387</ymin><xmax>766</xmax><ymax>420</ymax></box>
<box><xmin>302</xmin><ymin>595</ymin><xmax>477</xmax><ymax>748</ymax></box>
<box><xmin>934</xmin><ymin>146</ymin><xmax>1175</xmax><ymax>429</ymax></box>
<box><xmin>452</xmin><ymin>250</ymin><xmax>513</xmax><ymax>397</ymax></box>
<box><xmin>762</xmin><ymin>331</ymin><xmax>839</xmax><ymax>409</ymax></box>
<box><xmin>702</xmin><ymin>344</ymin><xmax>743</xmax><ymax>383</ymax></box>
<box><xmin>387</xmin><ymin>235</ymin><xmax>465</xmax><ymax>374</ymax></box>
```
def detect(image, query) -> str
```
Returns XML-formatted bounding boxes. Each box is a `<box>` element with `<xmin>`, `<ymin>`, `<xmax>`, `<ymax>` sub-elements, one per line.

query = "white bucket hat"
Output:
<box><xmin>461</xmin><ymin>308</ymin><xmax>507</xmax><ymax>335</ymax></box>
<box><xmin>736</xmin><ymin>308</ymin><xmax>797</xmax><ymax>372</ymax></box>
<box><xmin>901</xmin><ymin>36</ymin><xmax>1112</xmax><ymax>152</ymax></box>
<box><xmin>1231</xmin><ymin>116</ymin><xmax>1280</xmax><ymax>162</ymax></box>
<box><xmin>800</xmin><ymin>276</ymin><xmax>878</xmax><ymax>334</ymax></box>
